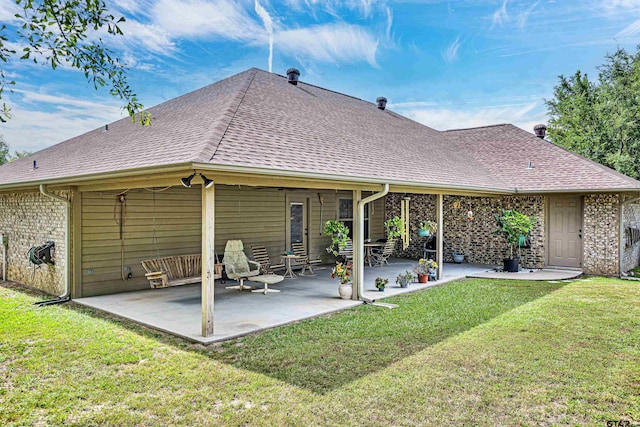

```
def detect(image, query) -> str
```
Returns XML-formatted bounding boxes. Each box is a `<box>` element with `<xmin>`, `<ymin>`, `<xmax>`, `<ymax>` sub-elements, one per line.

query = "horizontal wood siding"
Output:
<box><xmin>80</xmin><ymin>185</ymin><xmax>381</xmax><ymax>296</ymax></box>
<box><xmin>81</xmin><ymin>187</ymin><xmax>201</xmax><ymax>296</ymax></box>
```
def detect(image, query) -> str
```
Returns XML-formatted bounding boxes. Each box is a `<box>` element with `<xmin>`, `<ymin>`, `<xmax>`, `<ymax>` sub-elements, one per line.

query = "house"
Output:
<box><xmin>1</xmin><ymin>67</ymin><xmax>639</xmax><ymax>338</ymax></box>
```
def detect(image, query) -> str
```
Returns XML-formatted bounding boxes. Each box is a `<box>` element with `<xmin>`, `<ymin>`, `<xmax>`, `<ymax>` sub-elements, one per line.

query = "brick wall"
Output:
<box><xmin>582</xmin><ymin>194</ymin><xmax>619</xmax><ymax>276</ymax></box>
<box><xmin>0</xmin><ymin>191</ymin><xmax>69</xmax><ymax>295</ymax></box>
<box><xmin>385</xmin><ymin>194</ymin><xmax>545</xmax><ymax>268</ymax></box>
<box><xmin>622</xmin><ymin>201</ymin><xmax>640</xmax><ymax>273</ymax></box>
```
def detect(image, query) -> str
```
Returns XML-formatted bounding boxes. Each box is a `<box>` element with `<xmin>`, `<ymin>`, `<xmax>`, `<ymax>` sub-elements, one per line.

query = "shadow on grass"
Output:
<box><xmin>7</xmin><ymin>278</ymin><xmax>566</xmax><ymax>395</ymax></box>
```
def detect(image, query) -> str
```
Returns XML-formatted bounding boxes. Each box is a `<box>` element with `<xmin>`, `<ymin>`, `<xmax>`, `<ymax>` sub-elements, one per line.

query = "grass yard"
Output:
<box><xmin>0</xmin><ymin>278</ymin><xmax>638</xmax><ymax>426</ymax></box>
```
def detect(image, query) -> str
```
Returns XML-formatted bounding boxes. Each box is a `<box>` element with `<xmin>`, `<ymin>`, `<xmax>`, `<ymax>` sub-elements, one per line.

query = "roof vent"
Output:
<box><xmin>33</xmin><ymin>160</ymin><xmax>37</xmax><ymax>170</ymax></box>
<box><xmin>286</xmin><ymin>68</ymin><xmax>300</xmax><ymax>85</ymax></box>
<box><xmin>534</xmin><ymin>124</ymin><xmax>547</xmax><ymax>139</ymax></box>
<box><xmin>376</xmin><ymin>96</ymin><xmax>387</xmax><ymax>110</ymax></box>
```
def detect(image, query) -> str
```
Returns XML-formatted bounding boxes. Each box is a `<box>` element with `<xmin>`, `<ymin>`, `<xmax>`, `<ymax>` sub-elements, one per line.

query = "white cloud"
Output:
<box><xmin>1</xmin><ymin>91</ymin><xmax>124</xmax><ymax>152</ymax></box>
<box><xmin>605</xmin><ymin>0</ymin><xmax>640</xmax><ymax>9</ymax></box>
<box><xmin>254</xmin><ymin>0</ymin><xmax>274</xmax><ymax>72</ymax></box>
<box><xmin>517</xmin><ymin>1</ymin><xmax>540</xmax><ymax>28</ymax></box>
<box><xmin>0</xmin><ymin>0</ymin><xmax>21</xmax><ymax>22</ymax></box>
<box><xmin>615</xmin><ymin>19</ymin><xmax>640</xmax><ymax>39</ymax></box>
<box><xmin>442</xmin><ymin>35</ymin><xmax>462</xmax><ymax>63</ymax></box>
<box><xmin>150</xmin><ymin>0</ymin><xmax>263</xmax><ymax>41</ymax></box>
<box><xmin>276</xmin><ymin>23</ymin><xmax>379</xmax><ymax>66</ymax></box>
<box><xmin>491</xmin><ymin>0</ymin><xmax>509</xmax><ymax>28</ymax></box>
<box><xmin>398</xmin><ymin>101</ymin><xmax>547</xmax><ymax>133</ymax></box>
<box><xmin>117</xmin><ymin>20</ymin><xmax>176</xmax><ymax>54</ymax></box>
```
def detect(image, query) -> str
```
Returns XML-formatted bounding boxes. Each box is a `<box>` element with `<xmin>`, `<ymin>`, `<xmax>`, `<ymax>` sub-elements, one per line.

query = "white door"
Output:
<box><xmin>286</xmin><ymin>197</ymin><xmax>308</xmax><ymax>252</ymax></box>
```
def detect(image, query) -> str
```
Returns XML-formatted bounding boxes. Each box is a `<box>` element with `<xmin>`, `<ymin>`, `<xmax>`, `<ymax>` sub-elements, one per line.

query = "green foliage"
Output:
<box><xmin>384</xmin><ymin>216</ymin><xmax>402</xmax><ymax>239</ymax></box>
<box><xmin>374</xmin><ymin>276</ymin><xmax>388</xmax><ymax>290</ymax></box>
<box><xmin>0</xmin><ymin>135</ymin><xmax>31</xmax><ymax>165</ymax></box>
<box><xmin>0</xmin><ymin>0</ymin><xmax>149</xmax><ymax>124</ymax></box>
<box><xmin>494</xmin><ymin>210</ymin><xmax>536</xmax><ymax>258</ymax></box>
<box><xmin>323</xmin><ymin>220</ymin><xmax>350</xmax><ymax>256</ymax></box>
<box><xmin>395</xmin><ymin>270</ymin><xmax>413</xmax><ymax>287</ymax></box>
<box><xmin>418</xmin><ymin>220</ymin><xmax>437</xmax><ymax>234</ymax></box>
<box><xmin>546</xmin><ymin>46</ymin><xmax>640</xmax><ymax>179</ymax></box>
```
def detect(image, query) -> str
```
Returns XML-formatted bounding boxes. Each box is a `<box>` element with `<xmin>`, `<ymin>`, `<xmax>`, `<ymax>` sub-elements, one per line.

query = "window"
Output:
<box><xmin>338</xmin><ymin>198</ymin><xmax>369</xmax><ymax>239</ymax></box>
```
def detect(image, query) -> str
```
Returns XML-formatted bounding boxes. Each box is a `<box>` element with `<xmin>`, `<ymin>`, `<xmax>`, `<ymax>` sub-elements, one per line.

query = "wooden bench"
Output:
<box><xmin>140</xmin><ymin>254</ymin><xmax>222</xmax><ymax>289</ymax></box>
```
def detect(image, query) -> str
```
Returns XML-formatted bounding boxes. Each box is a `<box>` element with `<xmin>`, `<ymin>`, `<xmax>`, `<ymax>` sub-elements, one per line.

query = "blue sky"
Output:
<box><xmin>1</xmin><ymin>0</ymin><xmax>640</xmax><ymax>153</ymax></box>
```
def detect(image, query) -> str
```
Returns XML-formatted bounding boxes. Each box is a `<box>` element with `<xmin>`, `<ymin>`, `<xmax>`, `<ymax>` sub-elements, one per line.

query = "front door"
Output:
<box><xmin>286</xmin><ymin>197</ymin><xmax>308</xmax><ymax>252</ymax></box>
<box><xmin>548</xmin><ymin>196</ymin><xmax>582</xmax><ymax>268</ymax></box>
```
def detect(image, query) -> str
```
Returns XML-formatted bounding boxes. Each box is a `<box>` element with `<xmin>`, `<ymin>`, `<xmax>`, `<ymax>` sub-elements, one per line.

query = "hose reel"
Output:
<box><xmin>28</xmin><ymin>241</ymin><xmax>55</xmax><ymax>266</ymax></box>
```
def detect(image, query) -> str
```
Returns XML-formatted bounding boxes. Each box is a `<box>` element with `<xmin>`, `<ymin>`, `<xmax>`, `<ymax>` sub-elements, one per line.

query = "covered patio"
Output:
<box><xmin>75</xmin><ymin>260</ymin><xmax>491</xmax><ymax>344</ymax></box>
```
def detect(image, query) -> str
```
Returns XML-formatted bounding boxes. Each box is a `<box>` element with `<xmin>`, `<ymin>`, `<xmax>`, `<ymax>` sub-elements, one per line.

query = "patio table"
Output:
<box><xmin>363</xmin><ymin>242</ymin><xmax>384</xmax><ymax>267</ymax></box>
<box><xmin>281</xmin><ymin>254</ymin><xmax>303</xmax><ymax>279</ymax></box>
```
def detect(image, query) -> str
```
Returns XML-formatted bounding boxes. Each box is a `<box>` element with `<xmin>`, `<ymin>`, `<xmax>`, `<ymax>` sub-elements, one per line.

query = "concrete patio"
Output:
<box><xmin>74</xmin><ymin>259</ymin><xmax>492</xmax><ymax>344</ymax></box>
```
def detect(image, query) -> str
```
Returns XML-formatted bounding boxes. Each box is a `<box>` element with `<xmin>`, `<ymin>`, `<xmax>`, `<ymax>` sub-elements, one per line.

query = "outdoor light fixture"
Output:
<box><xmin>181</xmin><ymin>173</ymin><xmax>214</xmax><ymax>188</ymax></box>
<box><xmin>181</xmin><ymin>173</ymin><xmax>196</xmax><ymax>188</ymax></box>
<box><xmin>201</xmin><ymin>174</ymin><xmax>214</xmax><ymax>189</ymax></box>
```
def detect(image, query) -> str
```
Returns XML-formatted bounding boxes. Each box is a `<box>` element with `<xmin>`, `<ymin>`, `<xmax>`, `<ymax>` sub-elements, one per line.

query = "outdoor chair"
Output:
<box><xmin>291</xmin><ymin>243</ymin><xmax>322</xmax><ymax>275</ymax></box>
<box><xmin>251</xmin><ymin>245</ymin><xmax>285</xmax><ymax>274</ymax></box>
<box><xmin>372</xmin><ymin>239</ymin><xmax>395</xmax><ymax>267</ymax></box>
<box><xmin>337</xmin><ymin>239</ymin><xmax>354</xmax><ymax>264</ymax></box>
<box><xmin>223</xmin><ymin>240</ymin><xmax>260</xmax><ymax>291</ymax></box>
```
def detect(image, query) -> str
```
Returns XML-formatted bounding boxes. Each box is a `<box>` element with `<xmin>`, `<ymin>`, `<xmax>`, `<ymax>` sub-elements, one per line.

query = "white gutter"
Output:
<box><xmin>355</xmin><ymin>183</ymin><xmax>389</xmax><ymax>300</ymax></box>
<box><xmin>38</xmin><ymin>185</ymin><xmax>72</xmax><ymax>302</ymax></box>
<box><xmin>619</xmin><ymin>193</ymin><xmax>640</xmax><ymax>277</ymax></box>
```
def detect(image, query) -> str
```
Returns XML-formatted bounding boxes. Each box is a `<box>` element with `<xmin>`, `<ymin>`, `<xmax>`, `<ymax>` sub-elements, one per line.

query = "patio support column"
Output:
<box><xmin>436</xmin><ymin>193</ymin><xmax>444</xmax><ymax>280</ymax></box>
<box><xmin>352</xmin><ymin>190</ymin><xmax>362</xmax><ymax>300</ymax></box>
<box><xmin>201</xmin><ymin>182</ymin><xmax>216</xmax><ymax>337</ymax></box>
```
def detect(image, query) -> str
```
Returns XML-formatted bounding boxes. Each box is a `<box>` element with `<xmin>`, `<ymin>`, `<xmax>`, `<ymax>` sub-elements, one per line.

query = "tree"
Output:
<box><xmin>0</xmin><ymin>0</ymin><xmax>148</xmax><ymax>124</ymax></box>
<box><xmin>0</xmin><ymin>135</ymin><xmax>31</xmax><ymax>165</ymax></box>
<box><xmin>546</xmin><ymin>47</ymin><xmax>640</xmax><ymax>180</ymax></box>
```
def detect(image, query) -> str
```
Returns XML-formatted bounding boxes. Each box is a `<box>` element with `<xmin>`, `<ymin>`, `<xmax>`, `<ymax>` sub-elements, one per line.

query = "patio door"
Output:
<box><xmin>548</xmin><ymin>196</ymin><xmax>583</xmax><ymax>268</ymax></box>
<box><xmin>286</xmin><ymin>196</ymin><xmax>308</xmax><ymax>252</ymax></box>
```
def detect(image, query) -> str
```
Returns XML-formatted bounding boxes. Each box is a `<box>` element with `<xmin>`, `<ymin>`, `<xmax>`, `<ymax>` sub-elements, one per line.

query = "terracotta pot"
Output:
<box><xmin>417</xmin><ymin>274</ymin><xmax>428</xmax><ymax>283</ymax></box>
<box><xmin>338</xmin><ymin>283</ymin><xmax>353</xmax><ymax>299</ymax></box>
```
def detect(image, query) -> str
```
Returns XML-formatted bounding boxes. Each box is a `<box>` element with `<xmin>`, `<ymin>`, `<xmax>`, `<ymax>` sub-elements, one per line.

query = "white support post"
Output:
<box><xmin>437</xmin><ymin>193</ymin><xmax>444</xmax><ymax>280</ymax></box>
<box><xmin>202</xmin><ymin>183</ymin><xmax>216</xmax><ymax>337</ymax></box>
<box><xmin>352</xmin><ymin>190</ymin><xmax>362</xmax><ymax>300</ymax></box>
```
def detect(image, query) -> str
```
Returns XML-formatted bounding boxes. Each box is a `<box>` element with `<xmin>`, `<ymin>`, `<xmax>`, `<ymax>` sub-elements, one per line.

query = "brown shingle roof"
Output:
<box><xmin>446</xmin><ymin>124</ymin><xmax>640</xmax><ymax>192</ymax></box>
<box><xmin>0</xmin><ymin>68</ymin><xmax>639</xmax><ymax>193</ymax></box>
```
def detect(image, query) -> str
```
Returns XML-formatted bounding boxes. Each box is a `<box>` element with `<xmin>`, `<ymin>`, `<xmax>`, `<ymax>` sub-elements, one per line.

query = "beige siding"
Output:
<box><xmin>80</xmin><ymin>185</ymin><xmax>369</xmax><ymax>296</ymax></box>
<box><xmin>81</xmin><ymin>187</ymin><xmax>201</xmax><ymax>296</ymax></box>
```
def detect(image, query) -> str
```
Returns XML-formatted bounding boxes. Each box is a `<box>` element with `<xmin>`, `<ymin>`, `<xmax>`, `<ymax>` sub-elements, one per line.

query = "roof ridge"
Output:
<box><xmin>445</xmin><ymin>123</ymin><xmax>510</xmax><ymax>132</ymax></box>
<box><xmin>194</xmin><ymin>69</ymin><xmax>259</xmax><ymax>162</ymax></box>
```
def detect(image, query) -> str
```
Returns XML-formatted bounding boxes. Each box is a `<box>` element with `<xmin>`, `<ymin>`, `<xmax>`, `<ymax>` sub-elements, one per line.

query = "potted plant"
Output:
<box><xmin>494</xmin><ymin>209</ymin><xmax>536</xmax><ymax>273</ymax></box>
<box><xmin>331</xmin><ymin>262</ymin><xmax>353</xmax><ymax>299</ymax></box>
<box><xmin>396</xmin><ymin>271</ymin><xmax>413</xmax><ymax>288</ymax></box>
<box><xmin>374</xmin><ymin>277</ymin><xmax>389</xmax><ymax>292</ymax></box>
<box><xmin>384</xmin><ymin>216</ymin><xmax>402</xmax><ymax>240</ymax></box>
<box><xmin>324</xmin><ymin>220</ymin><xmax>350</xmax><ymax>256</ymax></box>
<box><xmin>452</xmin><ymin>253</ymin><xmax>464</xmax><ymax>263</ymax></box>
<box><xmin>417</xmin><ymin>220</ymin><xmax>437</xmax><ymax>237</ymax></box>
<box><xmin>413</xmin><ymin>258</ymin><xmax>437</xmax><ymax>283</ymax></box>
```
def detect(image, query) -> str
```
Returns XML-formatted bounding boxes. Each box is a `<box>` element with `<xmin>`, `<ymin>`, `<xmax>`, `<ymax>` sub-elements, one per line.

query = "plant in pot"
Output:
<box><xmin>384</xmin><ymin>216</ymin><xmax>403</xmax><ymax>240</ymax></box>
<box><xmin>413</xmin><ymin>258</ymin><xmax>437</xmax><ymax>283</ymax></box>
<box><xmin>417</xmin><ymin>220</ymin><xmax>437</xmax><ymax>237</ymax></box>
<box><xmin>331</xmin><ymin>262</ymin><xmax>353</xmax><ymax>299</ymax></box>
<box><xmin>452</xmin><ymin>236</ymin><xmax>465</xmax><ymax>263</ymax></box>
<box><xmin>324</xmin><ymin>220</ymin><xmax>350</xmax><ymax>257</ymax></box>
<box><xmin>374</xmin><ymin>277</ymin><xmax>389</xmax><ymax>292</ymax></box>
<box><xmin>396</xmin><ymin>271</ymin><xmax>413</xmax><ymax>288</ymax></box>
<box><xmin>494</xmin><ymin>209</ymin><xmax>536</xmax><ymax>273</ymax></box>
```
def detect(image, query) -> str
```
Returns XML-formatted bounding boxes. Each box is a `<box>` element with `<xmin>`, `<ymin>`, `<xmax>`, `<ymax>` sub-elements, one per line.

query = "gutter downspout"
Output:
<box><xmin>36</xmin><ymin>185</ymin><xmax>72</xmax><ymax>306</ymax></box>
<box><xmin>619</xmin><ymin>193</ymin><xmax>640</xmax><ymax>278</ymax></box>
<box><xmin>356</xmin><ymin>183</ymin><xmax>389</xmax><ymax>301</ymax></box>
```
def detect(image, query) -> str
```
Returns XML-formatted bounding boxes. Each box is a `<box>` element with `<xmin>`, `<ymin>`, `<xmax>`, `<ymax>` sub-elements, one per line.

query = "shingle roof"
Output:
<box><xmin>0</xmin><ymin>67</ymin><xmax>639</xmax><ymax>193</ymax></box>
<box><xmin>446</xmin><ymin>124</ymin><xmax>640</xmax><ymax>192</ymax></box>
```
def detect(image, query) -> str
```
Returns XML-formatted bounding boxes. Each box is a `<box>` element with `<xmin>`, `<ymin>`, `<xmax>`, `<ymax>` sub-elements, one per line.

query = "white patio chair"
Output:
<box><xmin>223</xmin><ymin>240</ymin><xmax>260</xmax><ymax>290</ymax></box>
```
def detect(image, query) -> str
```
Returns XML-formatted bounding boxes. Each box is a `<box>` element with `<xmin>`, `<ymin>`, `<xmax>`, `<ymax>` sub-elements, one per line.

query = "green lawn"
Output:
<box><xmin>0</xmin><ymin>278</ymin><xmax>638</xmax><ymax>426</ymax></box>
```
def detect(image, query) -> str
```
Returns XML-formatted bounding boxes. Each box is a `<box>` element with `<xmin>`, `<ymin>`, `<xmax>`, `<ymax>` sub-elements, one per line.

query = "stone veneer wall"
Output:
<box><xmin>622</xmin><ymin>202</ymin><xmax>640</xmax><ymax>273</ymax></box>
<box><xmin>582</xmin><ymin>193</ymin><xmax>620</xmax><ymax>276</ymax></box>
<box><xmin>385</xmin><ymin>194</ymin><xmax>545</xmax><ymax>268</ymax></box>
<box><xmin>0</xmin><ymin>191</ymin><xmax>69</xmax><ymax>295</ymax></box>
